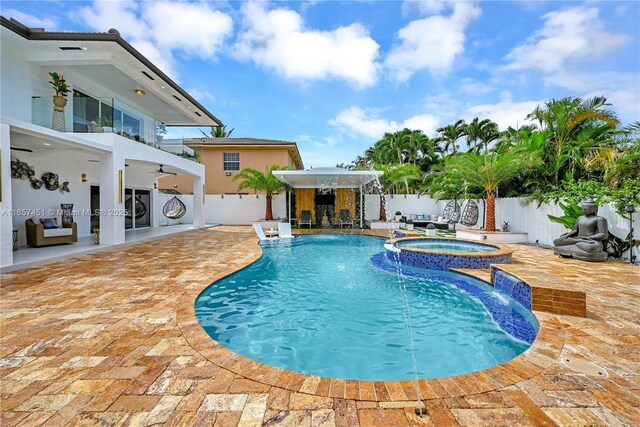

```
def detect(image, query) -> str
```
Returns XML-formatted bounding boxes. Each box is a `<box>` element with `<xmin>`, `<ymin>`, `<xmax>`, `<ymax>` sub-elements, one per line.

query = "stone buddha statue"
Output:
<box><xmin>553</xmin><ymin>199</ymin><xmax>609</xmax><ymax>262</ymax></box>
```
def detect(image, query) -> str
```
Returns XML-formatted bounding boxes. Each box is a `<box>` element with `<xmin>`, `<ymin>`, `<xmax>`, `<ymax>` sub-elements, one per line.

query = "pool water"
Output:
<box><xmin>195</xmin><ymin>234</ymin><xmax>537</xmax><ymax>381</ymax></box>
<box><xmin>395</xmin><ymin>239</ymin><xmax>497</xmax><ymax>253</ymax></box>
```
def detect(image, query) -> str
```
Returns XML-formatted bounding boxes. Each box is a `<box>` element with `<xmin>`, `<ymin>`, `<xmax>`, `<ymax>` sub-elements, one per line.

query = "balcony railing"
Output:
<box><xmin>31</xmin><ymin>95</ymin><xmax>197</xmax><ymax>162</ymax></box>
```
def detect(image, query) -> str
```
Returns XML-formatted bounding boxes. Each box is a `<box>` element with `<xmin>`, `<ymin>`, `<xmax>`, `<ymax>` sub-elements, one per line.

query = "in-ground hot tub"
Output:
<box><xmin>385</xmin><ymin>237</ymin><xmax>513</xmax><ymax>270</ymax></box>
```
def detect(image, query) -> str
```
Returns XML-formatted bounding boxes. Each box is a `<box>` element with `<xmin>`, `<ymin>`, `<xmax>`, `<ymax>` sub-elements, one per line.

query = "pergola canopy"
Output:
<box><xmin>273</xmin><ymin>168</ymin><xmax>382</xmax><ymax>189</ymax></box>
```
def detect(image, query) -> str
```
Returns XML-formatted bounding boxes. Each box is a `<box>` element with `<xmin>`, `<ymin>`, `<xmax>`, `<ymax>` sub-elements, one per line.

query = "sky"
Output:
<box><xmin>2</xmin><ymin>0</ymin><xmax>639</xmax><ymax>167</ymax></box>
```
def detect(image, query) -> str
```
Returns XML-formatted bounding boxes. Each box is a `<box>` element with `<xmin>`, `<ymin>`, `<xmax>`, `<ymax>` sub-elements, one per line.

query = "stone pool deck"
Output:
<box><xmin>1</xmin><ymin>226</ymin><xmax>639</xmax><ymax>426</ymax></box>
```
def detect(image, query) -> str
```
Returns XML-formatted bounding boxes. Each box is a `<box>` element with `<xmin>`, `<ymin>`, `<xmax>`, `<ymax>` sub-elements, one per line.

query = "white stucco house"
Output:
<box><xmin>0</xmin><ymin>17</ymin><xmax>223</xmax><ymax>269</ymax></box>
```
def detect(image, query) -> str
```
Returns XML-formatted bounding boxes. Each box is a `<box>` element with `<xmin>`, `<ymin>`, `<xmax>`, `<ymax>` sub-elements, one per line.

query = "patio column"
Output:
<box><xmin>0</xmin><ymin>123</ymin><xmax>13</xmax><ymax>267</ymax></box>
<box><xmin>151</xmin><ymin>186</ymin><xmax>160</xmax><ymax>228</ymax></box>
<box><xmin>359</xmin><ymin>185</ymin><xmax>363</xmax><ymax>228</ymax></box>
<box><xmin>192</xmin><ymin>175</ymin><xmax>205</xmax><ymax>227</ymax></box>
<box><xmin>99</xmin><ymin>152</ymin><xmax>125</xmax><ymax>245</ymax></box>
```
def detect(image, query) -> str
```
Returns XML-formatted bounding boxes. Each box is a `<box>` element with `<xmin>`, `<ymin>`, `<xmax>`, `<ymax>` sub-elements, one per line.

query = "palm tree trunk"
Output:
<box><xmin>486</xmin><ymin>191</ymin><xmax>496</xmax><ymax>231</ymax></box>
<box><xmin>265</xmin><ymin>195</ymin><xmax>273</xmax><ymax>220</ymax></box>
<box><xmin>379</xmin><ymin>194</ymin><xmax>386</xmax><ymax>221</ymax></box>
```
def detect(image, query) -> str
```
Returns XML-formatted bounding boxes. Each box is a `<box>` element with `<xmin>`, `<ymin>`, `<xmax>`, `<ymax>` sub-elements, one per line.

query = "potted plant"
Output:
<box><xmin>394</xmin><ymin>211</ymin><xmax>402</xmax><ymax>221</ymax></box>
<box><xmin>426</xmin><ymin>223</ymin><xmax>437</xmax><ymax>236</ymax></box>
<box><xmin>49</xmin><ymin>72</ymin><xmax>70</xmax><ymax>110</ymax></box>
<box><xmin>90</xmin><ymin>115</ymin><xmax>113</xmax><ymax>133</ymax></box>
<box><xmin>399</xmin><ymin>217</ymin><xmax>406</xmax><ymax>229</ymax></box>
<box><xmin>406</xmin><ymin>219</ymin><xmax>414</xmax><ymax>231</ymax></box>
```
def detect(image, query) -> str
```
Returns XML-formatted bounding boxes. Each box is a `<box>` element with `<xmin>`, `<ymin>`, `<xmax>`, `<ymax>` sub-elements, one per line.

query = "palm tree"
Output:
<box><xmin>384</xmin><ymin>163</ymin><xmax>422</xmax><ymax>194</ymax></box>
<box><xmin>587</xmin><ymin>124</ymin><xmax>640</xmax><ymax>188</ymax></box>
<box><xmin>479</xmin><ymin>121</ymin><xmax>500</xmax><ymax>154</ymax></box>
<box><xmin>465</xmin><ymin>118</ymin><xmax>484</xmax><ymax>154</ymax></box>
<box><xmin>436</xmin><ymin>119</ymin><xmax>466</xmax><ymax>155</ymax></box>
<box><xmin>232</xmin><ymin>165</ymin><xmax>290</xmax><ymax>220</ymax></box>
<box><xmin>442</xmin><ymin>152</ymin><xmax>523</xmax><ymax>230</ymax></box>
<box><xmin>526</xmin><ymin>96</ymin><xmax>619</xmax><ymax>184</ymax></box>
<box><xmin>200</xmin><ymin>125</ymin><xmax>235</xmax><ymax>138</ymax></box>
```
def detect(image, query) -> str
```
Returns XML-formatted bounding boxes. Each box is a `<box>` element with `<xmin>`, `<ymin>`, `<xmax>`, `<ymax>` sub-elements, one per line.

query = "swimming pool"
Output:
<box><xmin>195</xmin><ymin>234</ymin><xmax>538</xmax><ymax>381</ymax></box>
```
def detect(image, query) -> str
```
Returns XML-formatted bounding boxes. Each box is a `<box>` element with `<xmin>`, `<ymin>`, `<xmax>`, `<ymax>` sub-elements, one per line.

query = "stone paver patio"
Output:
<box><xmin>1</xmin><ymin>226</ymin><xmax>639</xmax><ymax>426</ymax></box>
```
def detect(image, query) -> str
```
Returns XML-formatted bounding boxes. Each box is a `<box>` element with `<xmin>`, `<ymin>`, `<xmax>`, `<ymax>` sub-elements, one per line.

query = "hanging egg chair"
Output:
<box><xmin>163</xmin><ymin>196</ymin><xmax>186</xmax><ymax>219</ymax></box>
<box><xmin>125</xmin><ymin>196</ymin><xmax>147</xmax><ymax>219</ymax></box>
<box><xmin>460</xmin><ymin>200</ymin><xmax>479</xmax><ymax>227</ymax></box>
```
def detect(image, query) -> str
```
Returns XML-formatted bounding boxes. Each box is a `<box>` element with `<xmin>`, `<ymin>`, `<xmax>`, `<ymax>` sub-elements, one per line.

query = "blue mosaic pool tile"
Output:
<box><xmin>370</xmin><ymin>252</ymin><xmax>538</xmax><ymax>344</ymax></box>
<box><xmin>494</xmin><ymin>270</ymin><xmax>532</xmax><ymax>310</ymax></box>
<box><xmin>397</xmin><ymin>248</ymin><xmax>511</xmax><ymax>270</ymax></box>
<box><xmin>394</xmin><ymin>231</ymin><xmax>407</xmax><ymax>238</ymax></box>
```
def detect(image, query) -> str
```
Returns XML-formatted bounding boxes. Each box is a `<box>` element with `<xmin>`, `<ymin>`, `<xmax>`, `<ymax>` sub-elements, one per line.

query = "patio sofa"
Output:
<box><xmin>408</xmin><ymin>214</ymin><xmax>450</xmax><ymax>229</ymax></box>
<box><xmin>25</xmin><ymin>218</ymin><xmax>77</xmax><ymax>247</ymax></box>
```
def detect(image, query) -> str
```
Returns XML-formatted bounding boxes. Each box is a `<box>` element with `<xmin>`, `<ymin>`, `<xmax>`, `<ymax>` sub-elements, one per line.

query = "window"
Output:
<box><xmin>223</xmin><ymin>153</ymin><xmax>240</xmax><ymax>171</ymax></box>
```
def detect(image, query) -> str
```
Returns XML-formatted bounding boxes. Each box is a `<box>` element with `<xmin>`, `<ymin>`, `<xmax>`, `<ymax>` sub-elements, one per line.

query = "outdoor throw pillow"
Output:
<box><xmin>40</xmin><ymin>218</ymin><xmax>59</xmax><ymax>229</ymax></box>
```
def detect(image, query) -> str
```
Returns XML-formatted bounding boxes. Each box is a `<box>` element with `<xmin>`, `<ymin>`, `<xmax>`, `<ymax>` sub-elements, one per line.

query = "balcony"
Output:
<box><xmin>31</xmin><ymin>93</ymin><xmax>197</xmax><ymax>162</ymax></box>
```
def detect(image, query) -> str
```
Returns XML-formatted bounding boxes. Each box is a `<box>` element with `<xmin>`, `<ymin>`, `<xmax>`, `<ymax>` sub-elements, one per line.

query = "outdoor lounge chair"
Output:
<box><xmin>278</xmin><ymin>222</ymin><xmax>293</xmax><ymax>238</ymax></box>
<box><xmin>299</xmin><ymin>210</ymin><xmax>312</xmax><ymax>228</ymax></box>
<box><xmin>25</xmin><ymin>218</ymin><xmax>77</xmax><ymax>247</ymax></box>
<box><xmin>253</xmin><ymin>224</ymin><xmax>269</xmax><ymax>241</ymax></box>
<box><xmin>339</xmin><ymin>209</ymin><xmax>353</xmax><ymax>228</ymax></box>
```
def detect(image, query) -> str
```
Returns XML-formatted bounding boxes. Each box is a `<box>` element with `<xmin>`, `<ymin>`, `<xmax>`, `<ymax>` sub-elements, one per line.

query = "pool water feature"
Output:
<box><xmin>195</xmin><ymin>234</ymin><xmax>538</xmax><ymax>381</ymax></box>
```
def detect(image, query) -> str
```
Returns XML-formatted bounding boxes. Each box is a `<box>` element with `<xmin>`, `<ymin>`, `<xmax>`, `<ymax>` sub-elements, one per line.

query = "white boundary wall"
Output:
<box><xmin>205</xmin><ymin>194</ymin><xmax>286</xmax><ymax>225</ymax></box>
<box><xmin>364</xmin><ymin>194</ymin><xmax>637</xmax><ymax>246</ymax></box>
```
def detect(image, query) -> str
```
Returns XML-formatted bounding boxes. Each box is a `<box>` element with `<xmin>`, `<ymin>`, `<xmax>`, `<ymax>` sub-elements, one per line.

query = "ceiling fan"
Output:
<box><xmin>149</xmin><ymin>164</ymin><xmax>177</xmax><ymax>176</ymax></box>
<box><xmin>10</xmin><ymin>147</ymin><xmax>34</xmax><ymax>153</ymax></box>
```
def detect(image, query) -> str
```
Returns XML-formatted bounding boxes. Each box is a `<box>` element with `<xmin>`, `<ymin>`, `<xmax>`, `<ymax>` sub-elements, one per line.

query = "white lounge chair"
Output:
<box><xmin>253</xmin><ymin>224</ymin><xmax>269</xmax><ymax>241</ymax></box>
<box><xmin>278</xmin><ymin>222</ymin><xmax>293</xmax><ymax>238</ymax></box>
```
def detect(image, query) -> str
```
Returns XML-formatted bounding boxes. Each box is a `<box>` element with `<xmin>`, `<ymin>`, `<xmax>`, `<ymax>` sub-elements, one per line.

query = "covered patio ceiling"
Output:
<box><xmin>273</xmin><ymin>168</ymin><xmax>382</xmax><ymax>189</ymax></box>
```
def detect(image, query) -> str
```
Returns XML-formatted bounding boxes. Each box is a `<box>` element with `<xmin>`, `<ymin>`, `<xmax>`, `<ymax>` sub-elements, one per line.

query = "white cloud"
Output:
<box><xmin>546</xmin><ymin>70</ymin><xmax>640</xmax><ymax>123</ymax></box>
<box><xmin>506</xmin><ymin>6</ymin><xmax>628</xmax><ymax>73</ymax></box>
<box><xmin>77</xmin><ymin>1</ymin><xmax>233</xmax><ymax>79</ymax></box>
<box><xmin>329</xmin><ymin>107</ymin><xmax>440</xmax><ymax>139</ymax></box>
<box><xmin>144</xmin><ymin>2</ymin><xmax>232</xmax><ymax>58</ymax></box>
<box><xmin>188</xmin><ymin>88</ymin><xmax>216</xmax><ymax>104</ymax></box>
<box><xmin>297</xmin><ymin>133</ymin><xmax>340</xmax><ymax>148</ymax></box>
<box><xmin>385</xmin><ymin>2</ymin><xmax>480</xmax><ymax>81</ymax></box>
<box><xmin>234</xmin><ymin>2</ymin><xmax>380</xmax><ymax>87</ymax></box>
<box><xmin>503</xmin><ymin>5</ymin><xmax>636</xmax><ymax>123</ymax></box>
<box><xmin>458</xmin><ymin>77</ymin><xmax>493</xmax><ymax>96</ymax></box>
<box><xmin>464</xmin><ymin>92</ymin><xmax>540</xmax><ymax>130</ymax></box>
<box><xmin>401</xmin><ymin>0</ymin><xmax>449</xmax><ymax>16</ymax></box>
<box><xmin>3</xmin><ymin>9</ymin><xmax>58</xmax><ymax>29</ymax></box>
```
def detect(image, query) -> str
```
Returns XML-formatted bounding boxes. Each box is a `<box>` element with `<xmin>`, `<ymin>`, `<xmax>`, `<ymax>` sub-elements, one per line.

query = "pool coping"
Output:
<box><xmin>176</xmin><ymin>232</ymin><xmax>565</xmax><ymax>402</ymax></box>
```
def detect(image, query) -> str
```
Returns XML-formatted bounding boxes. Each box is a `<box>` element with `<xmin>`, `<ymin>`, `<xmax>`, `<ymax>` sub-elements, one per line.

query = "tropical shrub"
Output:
<box><xmin>233</xmin><ymin>165</ymin><xmax>291</xmax><ymax>220</ymax></box>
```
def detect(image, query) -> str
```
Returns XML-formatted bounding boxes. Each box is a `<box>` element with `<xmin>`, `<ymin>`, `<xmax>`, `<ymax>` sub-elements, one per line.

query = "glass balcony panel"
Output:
<box><xmin>31</xmin><ymin>95</ymin><xmax>196</xmax><ymax>161</ymax></box>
